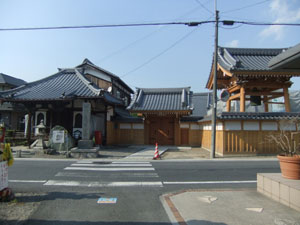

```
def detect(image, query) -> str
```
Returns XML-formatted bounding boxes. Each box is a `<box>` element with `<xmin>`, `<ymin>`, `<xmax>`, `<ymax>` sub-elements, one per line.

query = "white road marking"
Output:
<box><xmin>64</xmin><ymin>167</ymin><xmax>155</xmax><ymax>171</ymax></box>
<box><xmin>163</xmin><ymin>180</ymin><xmax>257</xmax><ymax>185</ymax></box>
<box><xmin>9</xmin><ymin>180</ymin><xmax>47</xmax><ymax>183</ymax></box>
<box><xmin>112</xmin><ymin>161</ymin><xmax>150</xmax><ymax>164</ymax></box>
<box><xmin>246</xmin><ymin>208</ymin><xmax>263</xmax><ymax>213</ymax></box>
<box><xmin>76</xmin><ymin>161</ymin><xmax>93</xmax><ymax>164</ymax></box>
<box><xmin>71</xmin><ymin>163</ymin><xmax>152</xmax><ymax>167</ymax></box>
<box><xmin>44</xmin><ymin>180</ymin><xmax>163</xmax><ymax>187</ymax></box>
<box><xmin>75</xmin><ymin>161</ymin><xmax>151</xmax><ymax>164</ymax></box>
<box><xmin>55</xmin><ymin>171</ymin><xmax>159</xmax><ymax>178</ymax></box>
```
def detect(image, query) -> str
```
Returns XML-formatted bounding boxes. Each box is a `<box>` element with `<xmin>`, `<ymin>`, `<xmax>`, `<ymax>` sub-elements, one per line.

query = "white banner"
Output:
<box><xmin>53</xmin><ymin>130</ymin><xmax>65</xmax><ymax>144</ymax></box>
<box><xmin>0</xmin><ymin>161</ymin><xmax>8</xmax><ymax>191</ymax></box>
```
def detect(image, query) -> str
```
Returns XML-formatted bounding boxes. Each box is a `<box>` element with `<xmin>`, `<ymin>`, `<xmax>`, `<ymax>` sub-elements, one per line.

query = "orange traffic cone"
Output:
<box><xmin>153</xmin><ymin>142</ymin><xmax>161</xmax><ymax>160</ymax></box>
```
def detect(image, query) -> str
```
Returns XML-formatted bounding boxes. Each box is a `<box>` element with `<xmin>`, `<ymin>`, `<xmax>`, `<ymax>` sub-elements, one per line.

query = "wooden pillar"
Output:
<box><xmin>226</xmin><ymin>100</ymin><xmax>231</xmax><ymax>112</ymax></box>
<box><xmin>283</xmin><ymin>86</ymin><xmax>291</xmax><ymax>112</ymax></box>
<box><xmin>240</xmin><ymin>86</ymin><xmax>245</xmax><ymax>112</ymax></box>
<box><xmin>263</xmin><ymin>96</ymin><xmax>269</xmax><ymax>112</ymax></box>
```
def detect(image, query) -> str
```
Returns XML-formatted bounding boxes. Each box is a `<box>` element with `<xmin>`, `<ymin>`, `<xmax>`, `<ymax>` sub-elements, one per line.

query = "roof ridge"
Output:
<box><xmin>0</xmin><ymin>69</ymin><xmax>74</xmax><ymax>97</ymax></box>
<box><xmin>74</xmin><ymin>69</ymin><xmax>102</xmax><ymax>96</ymax></box>
<box><xmin>138</xmin><ymin>87</ymin><xmax>191</xmax><ymax>93</ymax></box>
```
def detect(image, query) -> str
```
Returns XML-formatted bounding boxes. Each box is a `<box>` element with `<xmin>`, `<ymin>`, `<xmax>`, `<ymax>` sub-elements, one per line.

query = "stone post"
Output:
<box><xmin>78</xmin><ymin>102</ymin><xmax>93</xmax><ymax>149</ymax></box>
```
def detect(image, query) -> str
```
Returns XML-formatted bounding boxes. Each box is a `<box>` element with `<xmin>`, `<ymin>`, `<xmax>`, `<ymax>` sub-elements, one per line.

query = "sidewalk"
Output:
<box><xmin>161</xmin><ymin>189</ymin><xmax>300</xmax><ymax>225</ymax></box>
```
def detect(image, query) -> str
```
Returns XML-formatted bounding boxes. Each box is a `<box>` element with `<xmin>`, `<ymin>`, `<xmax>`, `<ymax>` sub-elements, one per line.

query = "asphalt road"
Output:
<box><xmin>7</xmin><ymin>158</ymin><xmax>281</xmax><ymax>225</ymax></box>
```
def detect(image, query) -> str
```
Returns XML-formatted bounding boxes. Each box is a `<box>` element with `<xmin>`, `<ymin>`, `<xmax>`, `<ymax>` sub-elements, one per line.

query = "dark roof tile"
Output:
<box><xmin>219</xmin><ymin>112</ymin><xmax>300</xmax><ymax>120</ymax></box>
<box><xmin>127</xmin><ymin>87</ymin><xmax>192</xmax><ymax>112</ymax></box>
<box><xmin>0</xmin><ymin>69</ymin><xmax>102</xmax><ymax>101</ymax></box>
<box><xmin>268</xmin><ymin>43</ymin><xmax>300</xmax><ymax>70</ymax></box>
<box><xmin>218</xmin><ymin>47</ymin><xmax>286</xmax><ymax>71</ymax></box>
<box><xmin>0</xmin><ymin>73</ymin><xmax>27</xmax><ymax>87</ymax></box>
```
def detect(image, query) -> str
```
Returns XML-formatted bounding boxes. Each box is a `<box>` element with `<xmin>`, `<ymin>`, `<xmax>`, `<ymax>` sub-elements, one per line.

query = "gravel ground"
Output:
<box><xmin>11</xmin><ymin>145</ymin><xmax>146</xmax><ymax>159</ymax></box>
<box><xmin>161</xmin><ymin>147</ymin><xmax>211</xmax><ymax>159</ymax></box>
<box><xmin>0</xmin><ymin>193</ymin><xmax>45</xmax><ymax>225</ymax></box>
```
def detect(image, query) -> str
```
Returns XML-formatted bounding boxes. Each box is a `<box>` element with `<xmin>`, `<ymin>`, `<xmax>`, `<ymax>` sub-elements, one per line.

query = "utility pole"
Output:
<box><xmin>211</xmin><ymin>1</ymin><xmax>219</xmax><ymax>159</ymax></box>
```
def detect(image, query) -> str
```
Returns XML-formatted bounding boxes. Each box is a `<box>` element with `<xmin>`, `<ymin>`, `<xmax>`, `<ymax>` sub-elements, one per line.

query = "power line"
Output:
<box><xmin>0</xmin><ymin>21</ymin><xmax>213</xmax><ymax>32</ymax></box>
<box><xmin>0</xmin><ymin>20</ymin><xmax>299</xmax><ymax>32</ymax></box>
<box><xmin>194</xmin><ymin>0</ymin><xmax>214</xmax><ymax>15</ymax></box>
<box><xmin>221</xmin><ymin>0</ymin><xmax>272</xmax><ymax>14</ymax></box>
<box><xmin>98</xmin><ymin>5</ymin><xmax>207</xmax><ymax>63</ymax></box>
<box><xmin>232</xmin><ymin>21</ymin><xmax>300</xmax><ymax>26</ymax></box>
<box><xmin>121</xmin><ymin>27</ymin><xmax>198</xmax><ymax>78</ymax></box>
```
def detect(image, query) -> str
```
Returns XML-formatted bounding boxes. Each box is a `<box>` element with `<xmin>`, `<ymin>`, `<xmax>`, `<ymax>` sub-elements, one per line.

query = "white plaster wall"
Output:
<box><xmin>132</xmin><ymin>124</ymin><xmax>144</xmax><ymax>130</ymax></box>
<box><xmin>216</xmin><ymin>122</ymin><xmax>223</xmax><ymax>131</ymax></box>
<box><xmin>261</xmin><ymin>122</ymin><xmax>278</xmax><ymax>131</ymax></box>
<box><xmin>120</xmin><ymin>123</ymin><xmax>131</xmax><ymax>129</ymax></box>
<box><xmin>190</xmin><ymin>124</ymin><xmax>200</xmax><ymax>130</ymax></box>
<box><xmin>85</xmin><ymin>68</ymin><xmax>112</xmax><ymax>82</ymax></box>
<box><xmin>243</xmin><ymin>121</ymin><xmax>260</xmax><ymax>131</ymax></box>
<box><xmin>225</xmin><ymin>121</ymin><xmax>241</xmax><ymax>131</ymax></box>
<box><xmin>180</xmin><ymin>124</ymin><xmax>189</xmax><ymax>129</ymax></box>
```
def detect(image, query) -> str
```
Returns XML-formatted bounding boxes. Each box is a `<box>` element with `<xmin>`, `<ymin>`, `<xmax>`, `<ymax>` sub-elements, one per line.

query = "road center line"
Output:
<box><xmin>9</xmin><ymin>180</ymin><xmax>47</xmax><ymax>183</ymax></box>
<box><xmin>44</xmin><ymin>180</ymin><xmax>163</xmax><ymax>187</ymax></box>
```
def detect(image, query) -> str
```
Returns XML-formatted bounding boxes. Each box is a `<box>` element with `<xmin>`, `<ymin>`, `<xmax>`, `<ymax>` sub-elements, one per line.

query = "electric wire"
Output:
<box><xmin>221</xmin><ymin>0</ymin><xmax>272</xmax><ymax>14</ymax></box>
<box><xmin>1</xmin><ymin>20</ymin><xmax>299</xmax><ymax>32</ymax></box>
<box><xmin>194</xmin><ymin>0</ymin><xmax>214</xmax><ymax>15</ymax></box>
<box><xmin>0</xmin><ymin>21</ymin><xmax>213</xmax><ymax>32</ymax></box>
<box><xmin>121</xmin><ymin>27</ymin><xmax>198</xmax><ymax>78</ymax></box>
<box><xmin>98</xmin><ymin>5</ymin><xmax>207</xmax><ymax>63</ymax></box>
<box><xmin>232</xmin><ymin>21</ymin><xmax>300</xmax><ymax>26</ymax></box>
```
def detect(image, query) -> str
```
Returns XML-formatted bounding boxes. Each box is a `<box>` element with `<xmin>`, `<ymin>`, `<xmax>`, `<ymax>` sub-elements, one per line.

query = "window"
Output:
<box><xmin>116</xmin><ymin>90</ymin><xmax>121</xmax><ymax>99</ymax></box>
<box><xmin>37</xmin><ymin>113</ymin><xmax>45</xmax><ymax>125</ymax></box>
<box><xmin>74</xmin><ymin>113</ymin><xmax>82</xmax><ymax>128</ymax></box>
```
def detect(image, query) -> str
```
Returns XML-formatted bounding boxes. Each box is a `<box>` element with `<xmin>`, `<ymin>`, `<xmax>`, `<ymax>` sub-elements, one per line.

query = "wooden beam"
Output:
<box><xmin>234</xmin><ymin>71</ymin><xmax>298</xmax><ymax>77</ymax></box>
<box><xmin>217</xmin><ymin>79</ymin><xmax>230</xmax><ymax>87</ymax></box>
<box><xmin>218</xmin><ymin>65</ymin><xmax>233</xmax><ymax>77</ymax></box>
<box><xmin>229</xmin><ymin>93</ymin><xmax>241</xmax><ymax>101</ymax></box>
<box><xmin>228</xmin><ymin>85</ymin><xmax>241</xmax><ymax>93</ymax></box>
<box><xmin>226</xmin><ymin>100</ymin><xmax>231</xmax><ymax>112</ymax></box>
<box><xmin>263</xmin><ymin>96</ymin><xmax>269</xmax><ymax>112</ymax></box>
<box><xmin>240</xmin><ymin>86</ymin><xmax>245</xmax><ymax>112</ymax></box>
<box><xmin>246</xmin><ymin>91</ymin><xmax>284</xmax><ymax>96</ymax></box>
<box><xmin>283</xmin><ymin>87</ymin><xmax>291</xmax><ymax>112</ymax></box>
<box><xmin>242</xmin><ymin>81</ymin><xmax>292</xmax><ymax>89</ymax></box>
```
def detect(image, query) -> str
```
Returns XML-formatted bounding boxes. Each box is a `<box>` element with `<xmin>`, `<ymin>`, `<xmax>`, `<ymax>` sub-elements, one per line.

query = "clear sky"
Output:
<box><xmin>0</xmin><ymin>0</ymin><xmax>299</xmax><ymax>93</ymax></box>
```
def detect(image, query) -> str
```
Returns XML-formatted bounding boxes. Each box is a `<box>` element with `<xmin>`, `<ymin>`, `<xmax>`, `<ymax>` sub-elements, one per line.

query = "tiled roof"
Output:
<box><xmin>218</xmin><ymin>112</ymin><xmax>300</xmax><ymax>120</ymax></box>
<box><xmin>181</xmin><ymin>92</ymin><xmax>212</xmax><ymax>122</ymax></box>
<box><xmin>0</xmin><ymin>69</ymin><xmax>103</xmax><ymax>101</ymax></box>
<box><xmin>127</xmin><ymin>87</ymin><xmax>192</xmax><ymax>112</ymax></box>
<box><xmin>113</xmin><ymin>106</ymin><xmax>143</xmax><ymax>123</ymax></box>
<box><xmin>0</xmin><ymin>73</ymin><xmax>26</xmax><ymax>87</ymax></box>
<box><xmin>218</xmin><ymin>47</ymin><xmax>286</xmax><ymax>71</ymax></box>
<box><xmin>76</xmin><ymin>58</ymin><xmax>134</xmax><ymax>94</ymax></box>
<box><xmin>268</xmin><ymin>43</ymin><xmax>300</xmax><ymax>70</ymax></box>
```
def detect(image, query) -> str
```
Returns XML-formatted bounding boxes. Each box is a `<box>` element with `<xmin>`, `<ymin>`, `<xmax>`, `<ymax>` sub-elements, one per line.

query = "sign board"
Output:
<box><xmin>0</xmin><ymin>161</ymin><xmax>8</xmax><ymax>191</ymax></box>
<box><xmin>97</xmin><ymin>198</ymin><xmax>117</xmax><ymax>204</ymax></box>
<box><xmin>52</xmin><ymin>130</ymin><xmax>65</xmax><ymax>144</ymax></box>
